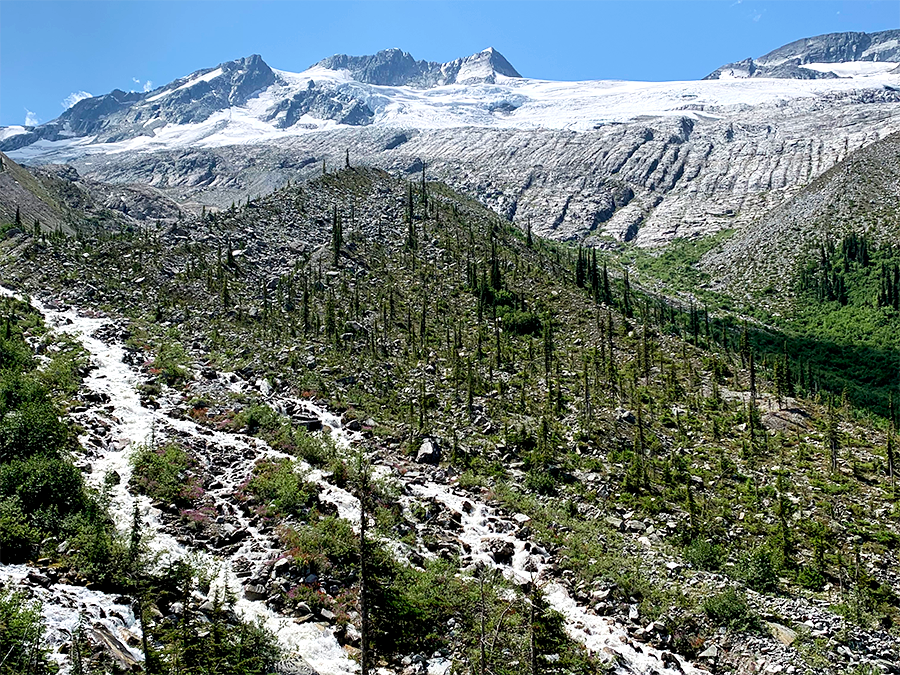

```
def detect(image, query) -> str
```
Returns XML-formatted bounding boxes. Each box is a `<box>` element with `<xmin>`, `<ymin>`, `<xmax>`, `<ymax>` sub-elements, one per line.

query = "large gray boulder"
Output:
<box><xmin>415</xmin><ymin>438</ymin><xmax>441</xmax><ymax>465</ymax></box>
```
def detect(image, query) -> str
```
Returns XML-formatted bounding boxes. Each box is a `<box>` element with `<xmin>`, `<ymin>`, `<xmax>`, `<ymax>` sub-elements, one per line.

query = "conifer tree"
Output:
<box><xmin>331</xmin><ymin>204</ymin><xmax>342</xmax><ymax>266</ymax></box>
<box><xmin>490</xmin><ymin>240</ymin><xmax>501</xmax><ymax>290</ymax></box>
<box><xmin>601</xmin><ymin>263</ymin><xmax>611</xmax><ymax>305</ymax></box>
<box><xmin>575</xmin><ymin>246</ymin><xmax>586</xmax><ymax>288</ymax></box>
<box><xmin>420</xmin><ymin>162</ymin><xmax>427</xmax><ymax>210</ymax></box>
<box><xmin>739</xmin><ymin>321</ymin><xmax>749</xmax><ymax>368</ymax></box>
<box><xmin>827</xmin><ymin>397</ymin><xmax>840</xmax><ymax>473</ymax></box>
<box><xmin>622</xmin><ymin>268</ymin><xmax>632</xmax><ymax>318</ymax></box>
<box><xmin>888</xmin><ymin>394</ymin><xmax>896</xmax><ymax>489</ymax></box>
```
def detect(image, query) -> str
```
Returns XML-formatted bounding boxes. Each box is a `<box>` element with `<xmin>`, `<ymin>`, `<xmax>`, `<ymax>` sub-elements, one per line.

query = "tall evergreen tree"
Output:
<box><xmin>331</xmin><ymin>204</ymin><xmax>342</xmax><ymax>266</ymax></box>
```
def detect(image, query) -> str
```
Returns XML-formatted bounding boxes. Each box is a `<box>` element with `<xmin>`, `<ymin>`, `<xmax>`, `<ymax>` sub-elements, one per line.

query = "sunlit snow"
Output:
<box><xmin>145</xmin><ymin>67</ymin><xmax>225</xmax><ymax>103</ymax></box>
<box><xmin>7</xmin><ymin>61</ymin><xmax>900</xmax><ymax>164</ymax></box>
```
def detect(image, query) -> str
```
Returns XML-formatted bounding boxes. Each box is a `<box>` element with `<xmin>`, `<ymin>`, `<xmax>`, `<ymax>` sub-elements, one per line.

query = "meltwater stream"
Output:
<box><xmin>2</xmin><ymin>289</ymin><xmax>704</xmax><ymax>675</ymax></box>
<box><xmin>0</xmin><ymin>288</ymin><xmax>357</xmax><ymax>675</ymax></box>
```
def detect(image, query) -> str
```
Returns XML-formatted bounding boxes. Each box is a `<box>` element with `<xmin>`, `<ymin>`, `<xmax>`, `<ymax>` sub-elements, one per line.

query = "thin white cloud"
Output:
<box><xmin>62</xmin><ymin>90</ymin><xmax>92</xmax><ymax>110</ymax></box>
<box><xmin>25</xmin><ymin>109</ymin><xmax>39</xmax><ymax>126</ymax></box>
<box><xmin>133</xmin><ymin>77</ymin><xmax>153</xmax><ymax>93</ymax></box>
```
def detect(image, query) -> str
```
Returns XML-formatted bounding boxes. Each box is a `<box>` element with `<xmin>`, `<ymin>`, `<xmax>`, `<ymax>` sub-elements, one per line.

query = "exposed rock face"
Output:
<box><xmin>2</xmin><ymin>55</ymin><xmax>277</xmax><ymax>149</ymax></box>
<box><xmin>706</xmin><ymin>29</ymin><xmax>900</xmax><ymax>79</ymax></box>
<box><xmin>265</xmin><ymin>83</ymin><xmax>374</xmax><ymax>128</ymax></box>
<box><xmin>705</xmin><ymin>57</ymin><xmax>840</xmax><ymax>80</ymax></box>
<box><xmin>314</xmin><ymin>47</ymin><xmax>521</xmax><ymax>87</ymax></box>
<box><xmin>701</xmin><ymin>130</ymin><xmax>900</xmax><ymax>293</ymax></box>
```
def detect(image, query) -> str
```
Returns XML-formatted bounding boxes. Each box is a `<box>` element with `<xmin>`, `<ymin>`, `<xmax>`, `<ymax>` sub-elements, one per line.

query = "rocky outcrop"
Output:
<box><xmin>706</xmin><ymin>29</ymin><xmax>900</xmax><ymax>79</ymax></box>
<box><xmin>0</xmin><ymin>55</ymin><xmax>277</xmax><ymax>149</ymax></box>
<box><xmin>265</xmin><ymin>84</ymin><xmax>374</xmax><ymax>127</ymax></box>
<box><xmin>701</xmin><ymin>130</ymin><xmax>900</xmax><ymax>293</ymax></box>
<box><xmin>314</xmin><ymin>47</ymin><xmax>521</xmax><ymax>87</ymax></box>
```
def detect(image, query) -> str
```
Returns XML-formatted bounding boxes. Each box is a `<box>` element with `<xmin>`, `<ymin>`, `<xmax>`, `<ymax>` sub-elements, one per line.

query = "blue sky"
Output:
<box><xmin>1</xmin><ymin>1</ymin><xmax>897</xmax><ymax>127</ymax></box>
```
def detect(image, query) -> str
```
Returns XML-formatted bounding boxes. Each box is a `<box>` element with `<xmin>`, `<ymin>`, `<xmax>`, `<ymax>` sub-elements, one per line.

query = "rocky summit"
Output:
<box><xmin>705</xmin><ymin>29</ymin><xmax>900</xmax><ymax>79</ymax></box>
<box><xmin>1</xmin><ymin>23</ymin><xmax>900</xmax><ymax>675</ymax></box>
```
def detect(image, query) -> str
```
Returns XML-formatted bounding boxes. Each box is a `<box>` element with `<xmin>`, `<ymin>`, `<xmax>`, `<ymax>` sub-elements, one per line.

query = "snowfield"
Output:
<box><xmin>7</xmin><ymin>60</ymin><xmax>900</xmax><ymax>163</ymax></box>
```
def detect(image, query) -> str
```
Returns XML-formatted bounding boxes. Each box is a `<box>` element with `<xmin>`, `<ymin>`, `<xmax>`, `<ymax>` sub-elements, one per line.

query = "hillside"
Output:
<box><xmin>0</xmin><ymin>151</ymin><xmax>183</xmax><ymax>236</ymax></box>
<box><xmin>0</xmin><ymin>165</ymin><xmax>898</xmax><ymax>674</ymax></box>
<box><xmin>702</xmin><ymin>130</ymin><xmax>900</xmax><ymax>294</ymax></box>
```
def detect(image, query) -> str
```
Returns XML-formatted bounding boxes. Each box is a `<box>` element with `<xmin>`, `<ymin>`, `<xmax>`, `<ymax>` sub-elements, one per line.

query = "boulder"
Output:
<box><xmin>487</xmin><ymin>539</ymin><xmax>515</xmax><ymax>565</ymax></box>
<box><xmin>416</xmin><ymin>438</ymin><xmax>441</xmax><ymax>465</ymax></box>
<box><xmin>605</xmin><ymin>516</ymin><xmax>624</xmax><ymax>531</ymax></box>
<box><xmin>699</xmin><ymin>644</ymin><xmax>719</xmax><ymax>659</ymax></box>
<box><xmin>89</xmin><ymin>624</ymin><xmax>141</xmax><ymax>671</ymax></box>
<box><xmin>244</xmin><ymin>584</ymin><xmax>268</xmax><ymax>601</ymax></box>
<box><xmin>616</xmin><ymin>408</ymin><xmax>636</xmax><ymax>424</ymax></box>
<box><xmin>766</xmin><ymin>621</ymin><xmax>798</xmax><ymax>646</ymax></box>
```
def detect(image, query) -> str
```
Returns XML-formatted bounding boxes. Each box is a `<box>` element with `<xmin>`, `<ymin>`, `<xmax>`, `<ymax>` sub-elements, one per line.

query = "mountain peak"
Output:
<box><xmin>705</xmin><ymin>28</ymin><xmax>900</xmax><ymax>80</ymax></box>
<box><xmin>314</xmin><ymin>47</ymin><xmax>521</xmax><ymax>87</ymax></box>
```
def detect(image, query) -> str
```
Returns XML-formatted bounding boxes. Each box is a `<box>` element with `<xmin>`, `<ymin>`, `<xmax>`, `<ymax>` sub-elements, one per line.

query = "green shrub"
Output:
<box><xmin>233</xmin><ymin>404</ymin><xmax>283</xmax><ymax>434</ymax></box>
<box><xmin>282</xmin><ymin>516</ymin><xmax>356</xmax><ymax>575</ymax></box>
<box><xmin>131</xmin><ymin>442</ymin><xmax>200</xmax><ymax>507</ymax></box>
<box><xmin>0</xmin><ymin>589</ymin><xmax>54</xmax><ymax>675</ymax></box>
<box><xmin>703</xmin><ymin>587</ymin><xmax>759</xmax><ymax>631</ymax></box>
<box><xmin>270</xmin><ymin>422</ymin><xmax>335</xmax><ymax>466</ymax></box>
<box><xmin>0</xmin><ymin>455</ymin><xmax>89</xmax><ymax>532</ymax></box>
<box><xmin>36</xmin><ymin>334</ymin><xmax>88</xmax><ymax>398</ymax></box>
<box><xmin>684</xmin><ymin>538</ymin><xmax>724</xmax><ymax>571</ymax></box>
<box><xmin>327</xmin><ymin>457</ymin><xmax>349</xmax><ymax>488</ymax></box>
<box><xmin>737</xmin><ymin>545</ymin><xmax>779</xmax><ymax>593</ymax></box>
<box><xmin>0</xmin><ymin>371</ymin><xmax>46</xmax><ymax>416</ymax></box>
<box><xmin>525</xmin><ymin>469</ymin><xmax>558</xmax><ymax>496</ymax></box>
<box><xmin>0</xmin><ymin>400</ymin><xmax>70</xmax><ymax>461</ymax></box>
<box><xmin>67</xmin><ymin>517</ymin><xmax>134</xmax><ymax>589</ymax></box>
<box><xmin>0</xmin><ymin>497</ymin><xmax>40</xmax><ymax>562</ymax></box>
<box><xmin>152</xmin><ymin>338</ymin><xmax>189</xmax><ymax>386</ymax></box>
<box><xmin>797</xmin><ymin>565</ymin><xmax>825</xmax><ymax>591</ymax></box>
<box><xmin>243</xmin><ymin>458</ymin><xmax>317</xmax><ymax>518</ymax></box>
<box><xmin>501</xmin><ymin>309</ymin><xmax>542</xmax><ymax>336</ymax></box>
<box><xmin>0</xmin><ymin>337</ymin><xmax>34</xmax><ymax>375</ymax></box>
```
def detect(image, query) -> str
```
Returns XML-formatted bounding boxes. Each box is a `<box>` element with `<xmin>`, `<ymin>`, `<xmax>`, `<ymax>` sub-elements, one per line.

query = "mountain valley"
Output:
<box><xmin>0</xmin><ymin>26</ymin><xmax>899</xmax><ymax>675</ymax></box>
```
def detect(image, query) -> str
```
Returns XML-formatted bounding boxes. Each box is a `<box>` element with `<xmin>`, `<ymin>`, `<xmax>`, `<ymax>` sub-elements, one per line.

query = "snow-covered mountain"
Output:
<box><xmin>705</xmin><ymin>28</ymin><xmax>900</xmax><ymax>79</ymax></box>
<box><xmin>4</xmin><ymin>37</ymin><xmax>898</xmax><ymax>157</ymax></box>
<box><xmin>2</xmin><ymin>33</ymin><xmax>899</xmax><ymax>245</ymax></box>
<box><xmin>0</xmin><ymin>47</ymin><xmax>526</xmax><ymax>153</ymax></box>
